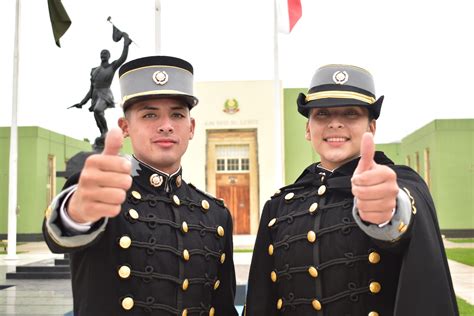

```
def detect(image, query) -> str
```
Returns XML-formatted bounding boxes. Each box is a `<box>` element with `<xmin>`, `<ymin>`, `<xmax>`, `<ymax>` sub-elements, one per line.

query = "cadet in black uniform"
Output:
<box><xmin>244</xmin><ymin>65</ymin><xmax>458</xmax><ymax>316</ymax></box>
<box><xmin>43</xmin><ymin>56</ymin><xmax>238</xmax><ymax>316</ymax></box>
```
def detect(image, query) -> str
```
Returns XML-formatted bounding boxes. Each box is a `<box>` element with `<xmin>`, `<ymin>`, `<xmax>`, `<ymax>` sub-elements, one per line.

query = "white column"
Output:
<box><xmin>273</xmin><ymin>0</ymin><xmax>285</xmax><ymax>188</ymax></box>
<box><xmin>6</xmin><ymin>0</ymin><xmax>21</xmax><ymax>260</ymax></box>
<box><xmin>155</xmin><ymin>0</ymin><xmax>161</xmax><ymax>54</ymax></box>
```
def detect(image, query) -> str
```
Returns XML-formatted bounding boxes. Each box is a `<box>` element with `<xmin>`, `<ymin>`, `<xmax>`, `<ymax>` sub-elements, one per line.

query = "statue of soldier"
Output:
<box><xmin>70</xmin><ymin>24</ymin><xmax>132</xmax><ymax>148</ymax></box>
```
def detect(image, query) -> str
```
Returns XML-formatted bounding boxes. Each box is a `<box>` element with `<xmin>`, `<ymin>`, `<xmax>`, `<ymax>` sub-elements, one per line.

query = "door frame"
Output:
<box><xmin>206</xmin><ymin>129</ymin><xmax>259</xmax><ymax>234</ymax></box>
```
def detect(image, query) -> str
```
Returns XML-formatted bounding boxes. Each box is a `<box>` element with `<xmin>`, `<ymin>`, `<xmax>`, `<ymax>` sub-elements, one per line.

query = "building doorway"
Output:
<box><xmin>206</xmin><ymin>130</ymin><xmax>259</xmax><ymax>234</ymax></box>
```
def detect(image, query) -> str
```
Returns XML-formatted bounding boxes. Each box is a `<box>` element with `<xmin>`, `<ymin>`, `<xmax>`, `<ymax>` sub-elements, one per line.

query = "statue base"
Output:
<box><xmin>56</xmin><ymin>136</ymin><xmax>103</xmax><ymax>179</ymax></box>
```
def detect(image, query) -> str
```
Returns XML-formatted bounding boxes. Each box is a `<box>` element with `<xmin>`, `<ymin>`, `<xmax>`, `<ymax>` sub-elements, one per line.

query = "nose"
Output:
<box><xmin>328</xmin><ymin>116</ymin><xmax>344</xmax><ymax>129</ymax></box>
<box><xmin>158</xmin><ymin>116</ymin><xmax>174</xmax><ymax>133</ymax></box>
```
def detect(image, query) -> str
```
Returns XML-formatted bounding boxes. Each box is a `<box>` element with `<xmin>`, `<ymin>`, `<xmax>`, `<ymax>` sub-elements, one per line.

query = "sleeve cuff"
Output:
<box><xmin>45</xmin><ymin>186</ymin><xmax>108</xmax><ymax>248</ymax></box>
<box><xmin>59</xmin><ymin>187</ymin><xmax>95</xmax><ymax>233</ymax></box>
<box><xmin>352</xmin><ymin>188</ymin><xmax>412</xmax><ymax>242</ymax></box>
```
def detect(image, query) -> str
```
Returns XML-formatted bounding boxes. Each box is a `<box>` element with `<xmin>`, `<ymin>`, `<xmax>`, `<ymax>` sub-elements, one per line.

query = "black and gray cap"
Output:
<box><xmin>118</xmin><ymin>56</ymin><xmax>199</xmax><ymax>111</ymax></box>
<box><xmin>297</xmin><ymin>64</ymin><xmax>384</xmax><ymax>119</ymax></box>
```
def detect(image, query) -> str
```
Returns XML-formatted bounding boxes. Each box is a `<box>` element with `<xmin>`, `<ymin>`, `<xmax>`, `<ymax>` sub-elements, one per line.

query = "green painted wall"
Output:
<box><xmin>376</xmin><ymin>143</ymin><xmax>403</xmax><ymax>165</ymax></box>
<box><xmin>283</xmin><ymin>88</ymin><xmax>320</xmax><ymax>184</ymax></box>
<box><xmin>0</xmin><ymin>127</ymin><xmax>91</xmax><ymax>235</ymax></box>
<box><xmin>0</xmin><ymin>126</ymin><xmax>134</xmax><ymax>236</ymax></box>
<box><xmin>401</xmin><ymin>119</ymin><xmax>474</xmax><ymax>229</ymax></box>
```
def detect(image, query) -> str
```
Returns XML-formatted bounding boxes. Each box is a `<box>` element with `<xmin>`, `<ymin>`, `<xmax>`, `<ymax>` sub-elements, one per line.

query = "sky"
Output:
<box><xmin>0</xmin><ymin>0</ymin><xmax>473</xmax><ymax>145</ymax></box>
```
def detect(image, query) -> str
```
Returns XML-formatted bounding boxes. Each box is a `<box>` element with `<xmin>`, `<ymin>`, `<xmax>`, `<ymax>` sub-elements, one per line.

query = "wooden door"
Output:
<box><xmin>216</xmin><ymin>173</ymin><xmax>250</xmax><ymax>234</ymax></box>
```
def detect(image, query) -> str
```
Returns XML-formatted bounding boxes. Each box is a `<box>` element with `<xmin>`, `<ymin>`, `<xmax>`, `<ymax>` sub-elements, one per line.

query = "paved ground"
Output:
<box><xmin>0</xmin><ymin>237</ymin><xmax>472</xmax><ymax>315</ymax></box>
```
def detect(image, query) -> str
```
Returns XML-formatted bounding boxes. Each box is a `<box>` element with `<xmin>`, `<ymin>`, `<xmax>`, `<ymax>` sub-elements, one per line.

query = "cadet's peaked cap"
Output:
<box><xmin>118</xmin><ymin>56</ymin><xmax>199</xmax><ymax>111</ymax></box>
<box><xmin>297</xmin><ymin>64</ymin><xmax>384</xmax><ymax>119</ymax></box>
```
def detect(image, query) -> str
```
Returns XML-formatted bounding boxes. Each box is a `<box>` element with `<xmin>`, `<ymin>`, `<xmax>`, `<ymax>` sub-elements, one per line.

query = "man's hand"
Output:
<box><xmin>68</xmin><ymin>103</ymin><xmax>82</xmax><ymax>109</ymax></box>
<box><xmin>68</xmin><ymin>128</ymin><xmax>132</xmax><ymax>223</ymax></box>
<box><xmin>351</xmin><ymin>132</ymin><xmax>399</xmax><ymax>225</ymax></box>
<box><xmin>123</xmin><ymin>32</ymin><xmax>132</xmax><ymax>46</ymax></box>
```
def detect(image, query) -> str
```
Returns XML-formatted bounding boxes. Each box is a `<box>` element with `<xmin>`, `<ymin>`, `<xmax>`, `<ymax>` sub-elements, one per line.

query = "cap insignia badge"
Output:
<box><xmin>153</xmin><ymin>70</ymin><xmax>169</xmax><ymax>85</ymax></box>
<box><xmin>332</xmin><ymin>71</ymin><xmax>349</xmax><ymax>85</ymax></box>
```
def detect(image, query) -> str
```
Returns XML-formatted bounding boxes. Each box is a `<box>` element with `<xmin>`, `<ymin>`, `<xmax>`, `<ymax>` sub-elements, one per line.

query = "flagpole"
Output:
<box><xmin>6</xmin><ymin>0</ymin><xmax>21</xmax><ymax>260</ymax></box>
<box><xmin>155</xmin><ymin>0</ymin><xmax>161</xmax><ymax>54</ymax></box>
<box><xmin>273</xmin><ymin>0</ymin><xmax>285</xmax><ymax>188</ymax></box>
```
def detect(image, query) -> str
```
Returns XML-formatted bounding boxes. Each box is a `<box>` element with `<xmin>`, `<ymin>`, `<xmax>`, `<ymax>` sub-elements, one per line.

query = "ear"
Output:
<box><xmin>118</xmin><ymin>117</ymin><xmax>129</xmax><ymax>138</ymax></box>
<box><xmin>305</xmin><ymin>120</ymin><xmax>311</xmax><ymax>141</ymax></box>
<box><xmin>189</xmin><ymin>117</ymin><xmax>196</xmax><ymax>140</ymax></box>
<box><xmin>368</xmin><ymin>119</ymin><xmax>376</xmax><ymax>134</ymax></box>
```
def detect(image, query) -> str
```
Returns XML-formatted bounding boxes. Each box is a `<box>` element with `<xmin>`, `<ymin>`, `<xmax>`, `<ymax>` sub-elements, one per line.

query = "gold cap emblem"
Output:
<box><xmin>333</xmin><ymin>70</ymin><xmax>349</xmax><ymax>84</ymax></box>
<box><xmin>153</xmin><ymin>70</ymin><xmax>169</xmax><ymax>85</ymax></box>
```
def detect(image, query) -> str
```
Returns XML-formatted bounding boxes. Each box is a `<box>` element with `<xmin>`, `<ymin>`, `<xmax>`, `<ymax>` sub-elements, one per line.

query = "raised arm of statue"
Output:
<box><xmin>112</xmin><ymin>34</ymin><xmax>132</xmax><ymax>71</ymax></box>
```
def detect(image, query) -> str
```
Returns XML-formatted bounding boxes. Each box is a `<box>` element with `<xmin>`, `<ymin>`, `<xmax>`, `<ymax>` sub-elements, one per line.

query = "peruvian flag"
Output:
<box><xmin>276</xmin><ymin>0</ymin><xmax>302</xmax><ymax>33</ymax></box>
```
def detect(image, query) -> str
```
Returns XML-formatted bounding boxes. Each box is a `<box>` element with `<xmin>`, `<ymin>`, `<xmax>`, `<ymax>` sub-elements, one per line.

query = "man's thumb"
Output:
<box><xmin>355</xmin><ymin>132</ymin><xmax>375</xmax><ymax>174</ymax></box>
<box><xmin>102</xmin><ymin>128</ymin><xmax>124</xmax><ymax>156</ymax></box>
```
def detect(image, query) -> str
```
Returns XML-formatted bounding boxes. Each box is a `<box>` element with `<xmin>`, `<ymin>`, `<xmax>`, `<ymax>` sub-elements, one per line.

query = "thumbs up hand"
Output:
<box><xmin>351</xmin><ymin>132</ymin><xmax>399</xmax><ymax>225</ymax></box>
<box><xmin>68</xmin><ymin>128</ymin><xmax>132</xmax><ymax>223</ymax></box>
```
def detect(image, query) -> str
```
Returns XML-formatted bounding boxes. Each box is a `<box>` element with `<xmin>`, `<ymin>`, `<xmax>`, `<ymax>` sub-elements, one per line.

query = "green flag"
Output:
<box><xmin>47</xmin><ymin>0</ymin><xmax>71</xmax><ymax>47</ymax></box>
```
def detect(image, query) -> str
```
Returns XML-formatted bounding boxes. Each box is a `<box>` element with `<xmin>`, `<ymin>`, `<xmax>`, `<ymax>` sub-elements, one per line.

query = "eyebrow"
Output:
<box><xmin>137</xmin><ymin>105</ymin><xmax>187</xmax><ymax>112</ymax></box>
<box><xmin>137</xmin><ymin>105</ymin><xmax>159</xmax><ymax>112</ymax></box>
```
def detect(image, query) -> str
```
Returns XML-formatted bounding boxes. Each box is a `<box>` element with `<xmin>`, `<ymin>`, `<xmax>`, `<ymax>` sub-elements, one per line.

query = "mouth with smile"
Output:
<box><xmin>323</xmin><ymin>136</ymin><xmax>350</xmax><ymax>146</ymax></box>
<box><xmin>152</xmin><ymin>138</ymin><xmax>177</xmax><ymax>148</ymax></box>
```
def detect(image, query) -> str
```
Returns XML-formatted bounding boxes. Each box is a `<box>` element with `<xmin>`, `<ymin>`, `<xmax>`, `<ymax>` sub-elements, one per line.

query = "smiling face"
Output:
<box><xmin>305</xmin><ymin>106</ymin><xmax>376</xmax><ymax>170</ymax></box>
<box><xmin>118</xmin><ymin>98</ymin><xmax>195</xmax><ymax>173</ymax></box>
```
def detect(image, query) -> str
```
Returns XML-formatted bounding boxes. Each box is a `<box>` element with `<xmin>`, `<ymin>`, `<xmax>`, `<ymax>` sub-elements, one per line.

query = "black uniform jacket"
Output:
<box><xmin>245</xmin><ymin>152</ymin><xmax>458</xmax><ymax>316</ymax></box>
<box><xmin>43</xmin><ymin>158</ymin><xmax>238</xmax><ymax>316</ymax></box>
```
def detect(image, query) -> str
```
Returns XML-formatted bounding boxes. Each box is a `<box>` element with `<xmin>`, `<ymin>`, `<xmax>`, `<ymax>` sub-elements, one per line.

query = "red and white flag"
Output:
<box><xmin>276</xmin><ymin>0</ymin><xmax>302</xmax><ymax>33</ymax></box>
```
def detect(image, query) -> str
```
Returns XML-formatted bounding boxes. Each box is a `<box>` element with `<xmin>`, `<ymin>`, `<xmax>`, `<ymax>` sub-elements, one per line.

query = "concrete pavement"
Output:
<box><xmin>0</xmin><ymin>237</ymin><xmax>472</xmax><ymax>315</ymax></box>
